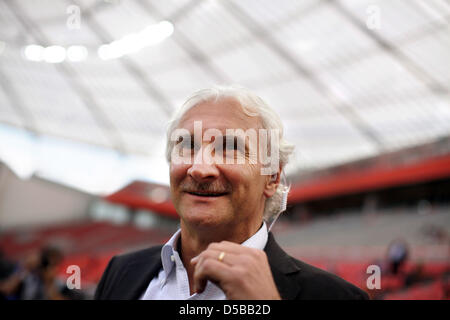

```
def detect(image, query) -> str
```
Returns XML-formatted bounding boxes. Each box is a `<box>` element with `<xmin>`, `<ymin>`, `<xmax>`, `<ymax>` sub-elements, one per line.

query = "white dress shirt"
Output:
<box><xmin>140</xmin><ymin>222</ymin><xmax>268</xmax><ymax>300</ymax></box>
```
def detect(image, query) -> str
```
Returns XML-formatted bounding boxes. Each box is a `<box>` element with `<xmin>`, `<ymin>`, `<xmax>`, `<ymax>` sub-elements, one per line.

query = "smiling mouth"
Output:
<box><xmin>186</xmin><ymin>191</ymin><xmax>228</xmax><ymax>197</ymax></box>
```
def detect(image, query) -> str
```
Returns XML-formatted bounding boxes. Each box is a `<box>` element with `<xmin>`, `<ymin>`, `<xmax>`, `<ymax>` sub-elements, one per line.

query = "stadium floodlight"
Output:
<box><xmin>43</xmin><ymin>45</ymin><xmax>66</xmax><ymax>63</ymax></box>
<box><xmin>23</xmin><ymin>44</ymin><xmax>45</xmax><ymax>62</ymax></box>
<box><xmin>97</xmin><ymin>20</ymin><xmax>174</xmax><ymax>60</ymax></box>
<box><xmin>67</xmin><ymin>45</ymin><xmax>88</xmax><ymax>62</ymax></box>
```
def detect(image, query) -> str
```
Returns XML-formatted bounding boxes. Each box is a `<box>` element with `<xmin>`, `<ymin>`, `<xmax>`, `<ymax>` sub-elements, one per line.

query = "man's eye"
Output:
<box><xmin>177</xmin><ymin>138</ymin><xmax>197</xmax><ymax>150</ymax></box>
<box><xmin>222</xmin><ymin>137</ymin><xmax>245</xmax><ymax>153</ymax></box>
<box><xmin>222</xmin><ymin>137</ymin><xmax>236</xmax><ymax>151</ymax></box>
<box><xmin>224</xmin><ymin>142</ymin><xmax>236</xmax><ymax>151</ymax></box>
<box><xmin>182</xmin><ymin>140</ymin><xmax>193</xmax><ymax>149</ymax></box>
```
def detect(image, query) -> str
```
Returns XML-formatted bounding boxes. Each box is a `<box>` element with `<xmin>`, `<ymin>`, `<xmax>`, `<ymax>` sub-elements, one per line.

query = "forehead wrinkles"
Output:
<box><xmin>177</xmin><ymin>98</ymin><xmax>263</xmax><ymax>132</ymax></box>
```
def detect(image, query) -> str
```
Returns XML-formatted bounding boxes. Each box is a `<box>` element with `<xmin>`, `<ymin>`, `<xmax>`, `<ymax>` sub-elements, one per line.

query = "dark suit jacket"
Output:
<box><xmin>94</xmin><ymin>232</ymin><xmax>369</xmax><ymax>300</ymax></box>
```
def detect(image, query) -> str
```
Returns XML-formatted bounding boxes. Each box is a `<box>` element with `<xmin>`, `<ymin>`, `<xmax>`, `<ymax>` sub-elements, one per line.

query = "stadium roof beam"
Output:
<box><xmin>328</xmin><ymin>0</ymin><xmax>449</xmax><ymax>94</ymax></box>
<box><xmin>0</xmin><ymin>68</ymin><xmax>39</xmax><ymax>135</ymax></box>
<box><xmin>71</xmin><ymin>0</ymin><xmax>181</xmax><ymax>117</ymax></box>
<box><xmin>5</xmin><ymin>0</ymin><xmax>128</xmax><ymax>154</ymax></box>
<box><xmin>134</xmin><ymin>0</ymin><xmax>232</xmax><ymax>84</ymax></box>
<box><xmin>220</xmin><ymin>0</ymin><xmax>385</xmax><ymax>151</ymax></box>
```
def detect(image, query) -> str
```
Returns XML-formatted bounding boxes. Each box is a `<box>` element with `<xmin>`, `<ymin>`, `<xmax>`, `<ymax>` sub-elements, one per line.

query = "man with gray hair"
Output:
<box><xmin>95</xmin><ymin>86</ymin><xmax>368</xmax><ymax>300</ymax></box>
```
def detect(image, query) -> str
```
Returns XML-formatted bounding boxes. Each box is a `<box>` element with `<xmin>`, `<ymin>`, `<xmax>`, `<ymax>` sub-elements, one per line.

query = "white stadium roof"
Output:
<box><xmin>0</xmin><ymin>0</ymin><xmax>449</xmax><ymax>193</ymax></box>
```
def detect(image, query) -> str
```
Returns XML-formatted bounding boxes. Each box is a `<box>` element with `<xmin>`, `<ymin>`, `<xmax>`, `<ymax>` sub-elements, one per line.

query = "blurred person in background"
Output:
<box><xmin>387</xmin><ymin>239</ymin><xmax>410</xmax><ymax>276</ymax></box>
<box><xmin>94</xmin><ymin>86</ymin><xmax>369</xmax><ymax>300</ymax></box>
<box><xmin>0</xmin><ymin>246</ymin><xmax>84</xmax><ymax>300</ymax></box>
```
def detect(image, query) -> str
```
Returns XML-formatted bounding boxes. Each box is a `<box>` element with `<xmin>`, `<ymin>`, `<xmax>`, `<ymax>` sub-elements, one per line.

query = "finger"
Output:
<box><xmin>193</xmin><ymin>257</ymin><xmax>232</xmax><ymax>294</ymax></box>
<box><xmin>207</xmin><ymin>241</ymin><xmax>264</xmax><ymax>259</ymax></box>
<box><xmin>191</xmin><ymin>249</ymin><xmax>239</xmax><ymax>267</ymax></box>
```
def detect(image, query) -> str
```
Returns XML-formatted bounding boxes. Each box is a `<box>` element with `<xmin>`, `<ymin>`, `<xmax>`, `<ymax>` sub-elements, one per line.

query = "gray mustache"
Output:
<box><xmin>181</xmin><ymin>180</ymin><xmax>231</xmax><ymax>194</ymax></box>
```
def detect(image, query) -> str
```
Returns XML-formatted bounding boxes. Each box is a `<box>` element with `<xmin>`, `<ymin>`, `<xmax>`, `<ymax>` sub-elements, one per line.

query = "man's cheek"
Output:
<box><xmin>170</xmin><ymin>163</ymin><xmax>187</xmax><ymax>176</ymax></box>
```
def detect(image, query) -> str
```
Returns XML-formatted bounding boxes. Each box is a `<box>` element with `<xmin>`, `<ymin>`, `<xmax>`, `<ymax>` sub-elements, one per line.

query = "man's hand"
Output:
<box><xmin>190</xmin><ymin>241</ymin><xmax>281</xmax><ymax>300</ymax></box>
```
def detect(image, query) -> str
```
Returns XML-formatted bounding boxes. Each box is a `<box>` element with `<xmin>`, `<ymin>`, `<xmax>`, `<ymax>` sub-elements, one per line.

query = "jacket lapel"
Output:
<box><xmin>264</xmin><ymin>232</ymin><xmax>302</xmax><ymax>300</ymax></box>
<box><xmin>115</xmin><ymin>246</ymin><xmax>163</xmax><ymax>300</ymax></box>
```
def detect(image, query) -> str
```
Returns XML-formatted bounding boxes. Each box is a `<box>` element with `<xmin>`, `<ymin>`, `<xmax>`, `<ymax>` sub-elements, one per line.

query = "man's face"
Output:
<box><xmin>169</xmin><ymin>98</ymin><xmax>277</xmax><ymax>233</ymax></box>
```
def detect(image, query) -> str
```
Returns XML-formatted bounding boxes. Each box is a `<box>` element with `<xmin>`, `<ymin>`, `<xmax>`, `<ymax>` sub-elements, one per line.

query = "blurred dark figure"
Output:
<box><xmin>0</xmin><ymin>246</ymin><xmax>84</xmax><ymax>300</ymax></box>
<box><xmin>386</xmin><ymin>239</ymin><xmax>409</xmax><ymax>275</ymax></box>
<box><xmin>404</xmin><ymin>261</ymin><xmax>432</xmax><ymax>287</ymax></box>
<box><xmin>0</xmin><ymin>250</ymin><xmax>15</xmax><ymax>280</ymax></box>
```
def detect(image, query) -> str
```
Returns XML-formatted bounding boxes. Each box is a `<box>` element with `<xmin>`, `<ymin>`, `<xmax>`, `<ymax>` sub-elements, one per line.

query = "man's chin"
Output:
<box><xmin>180</xmin><ymin>208</ymin><xmax>230</xmax><ymax>229</ymax></box>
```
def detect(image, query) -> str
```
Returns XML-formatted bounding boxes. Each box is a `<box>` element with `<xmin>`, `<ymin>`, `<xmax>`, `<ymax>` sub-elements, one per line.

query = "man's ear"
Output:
<box><xmin>264</xmin><ymin>171</ymin><xmax>280</xmax><ymax>198</ymax></box>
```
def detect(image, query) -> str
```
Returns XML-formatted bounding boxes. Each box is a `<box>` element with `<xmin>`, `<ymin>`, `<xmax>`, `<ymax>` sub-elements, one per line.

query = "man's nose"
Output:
<box><xmin>187</xmin><ymin>146</ymin><xmax>220</xmax><ymax>181</ymax></box>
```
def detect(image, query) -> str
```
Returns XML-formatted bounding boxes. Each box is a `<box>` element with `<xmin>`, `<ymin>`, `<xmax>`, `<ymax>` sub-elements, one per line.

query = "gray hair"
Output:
<box><xmin>165</xmin><ymin>85</ymin><xmax>294</xmax><ymax>221</ymax></box>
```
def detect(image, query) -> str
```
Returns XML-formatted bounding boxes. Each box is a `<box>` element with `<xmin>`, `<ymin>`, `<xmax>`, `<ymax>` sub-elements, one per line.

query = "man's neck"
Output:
<box><xmin>178</xmin><ymin>220</ymin><xmax>262</xmax><ymax>295</ymax></box>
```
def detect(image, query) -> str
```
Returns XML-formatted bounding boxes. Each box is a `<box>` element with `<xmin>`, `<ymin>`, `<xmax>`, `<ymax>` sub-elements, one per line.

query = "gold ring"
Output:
<box><xmin>218</xmin><ymin>251</ymin><xmax>225</xmax><ymax>262</ymax></box>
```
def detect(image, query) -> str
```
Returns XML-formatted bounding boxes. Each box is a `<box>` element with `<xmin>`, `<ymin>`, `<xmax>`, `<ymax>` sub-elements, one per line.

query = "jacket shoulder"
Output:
<box><xmin>290</xmin><ymin>257</ymin><xmax>369</xmax><ymax>300</ymax></box>
<box><xmin>94</xmin><ymin>245</ymin><xmax>163</xmax><ymax>300</ymax></box>
<box><xmin>113</xmin><ymin>245</ymin><xmax>163</xmax><ymax>266</ymax></box>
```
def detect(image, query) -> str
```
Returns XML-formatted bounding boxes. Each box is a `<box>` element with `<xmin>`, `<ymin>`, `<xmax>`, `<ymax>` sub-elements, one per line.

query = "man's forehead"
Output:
<box><xmin>177</xmin><ymin>98</ymin><xmax>261</xmax><ymax>131</ymax></box>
